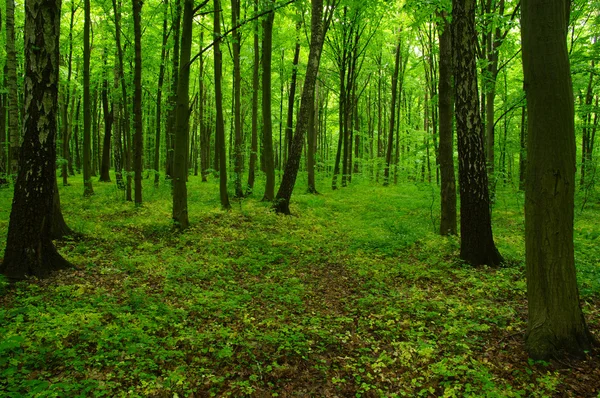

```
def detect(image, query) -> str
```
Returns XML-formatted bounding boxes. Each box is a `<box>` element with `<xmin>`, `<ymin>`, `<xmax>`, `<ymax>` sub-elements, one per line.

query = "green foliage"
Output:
<box><xmin>0</xmin><ymin>175</ymin><xmax>598</xmax><ymax>396</ymax></box>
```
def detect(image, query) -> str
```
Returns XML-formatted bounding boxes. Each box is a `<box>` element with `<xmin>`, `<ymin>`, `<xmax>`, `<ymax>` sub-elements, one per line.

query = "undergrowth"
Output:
<box><xmin>0</xmin><ymin>172</ymin><xmax>599</xmax><ymax>397</ymax></box>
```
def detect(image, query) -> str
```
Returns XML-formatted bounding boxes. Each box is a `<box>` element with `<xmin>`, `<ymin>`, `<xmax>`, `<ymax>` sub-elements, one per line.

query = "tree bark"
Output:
<box><xmin>231</xmin><ymin>0</ymin><xmax>244</xmax><ymax>198</ymax></box>
<box><xmin>261</xmin><ymin>2</ymin><xmax>276</xmax><ymax>201</ymax></box>
<box><xmin>522</xmin><ymin>0</ymin><xmax>596</xmax><ymax>360</ymax></box>
<box><xmin>274</xmin><ymin>0</ymin><xmax>330</xmax><ymax>214</ymax></box>
<box><xmin>214</xmin><ymin>0</ymin><xmax>231</xmax><ymax>209</ymax></box>
<box><xmin>173</xmin><ymin>0</ymin><xmax>193</xmax><ymax>229</ymax></box>
<box><xmin>246</xmin><ymin>0</ymin><xmax>260</xmax><ymax>194</ymax></box>
<box><xmin>154</xmin><ymin>0</ymin><xmax>169</xmax><ymax>186</ymax></box>
<box><xmin>166</xmin><ymin>0</ymin><xmax>181</xmax><ymax>181</ymax></box>
<box><xmin>83</xmin><ymin>0</ymin><xmax>94</xmax><ymax>196</ymax></box>
<box><xmin>1</xmin><ymin>0</ymin><xmax>72</xmax><ymax>280</ymax></box>
<box><xmin>452</xmin><ymin>0</ymin><xmax>502</xmax><ymax>266</ymax></box>
<box><xmin>384</xmin><ymin>36</ymin><xmax>401</xmax><ymax>186</ymax></box>
<box><xmin>99</xmin><ymin>57</ymin><xmax>113</xmax><ymax>182</ymax></box>
<box><xmin>438</xmin><ymin>15</ymin><xmax>457</xmax><ymax>236</ymax></box>
<box><xmin>6</xmin><ymin>0</ymin><xmax>20</xmax><ymax>178</ymax></box>
<box><xmin>132</xmin><ymin>0</ymin><xmax>143</xmax><ymax>205</ymax></box>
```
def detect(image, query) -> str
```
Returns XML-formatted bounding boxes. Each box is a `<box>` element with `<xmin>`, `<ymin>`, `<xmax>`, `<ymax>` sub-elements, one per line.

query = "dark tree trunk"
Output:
<box><xmin>83</xmin><ymin>0</ymin><xmax>94</xmax><ymax>196</ymax></box>
<box><xmin>518</xmin><ymin>102</ymin><xmax>527</xmax><ymax>191</ymax></box>
<box><xmin>173</xmin><ymin>0</ymin><xmax>193</xmax><ymax>229</ymax></box>
<box><xmin>307</xmin><ymin>84</ymin><xmax>318</xmax><ymax>194</ymax></box>
<box><xmin>0</xmin><ymin>61</ymin><xmax>7</xmax><ymax>186</ymax></box>
<box><xmin>5</xmin><ymin>0</ymin><xmax>20</xmax><ymax>178</ymax></box>
<box><xmin>1</xmin><ymin>0</ymin><xmax>72</xmax><ymax>280</ymax></box>
<box><xmin>214</xmin><ymin>0</ymin><xmax>231</xmax><ymax>209</ymax></box>
<box><xmin>154</xmin><ymin>0</ymin><xmax>169</xmax><ymax>186</ymax></box>
<box><xmin>61</xmin><ymin>2</ymin><xmax>76</xmax><ymax>187</ymax></box>
<box><xmin>274</xmin><ymin>0</ymin><xmax>331</xmax><ymax>214</ymax></box>
<box><xmin>438</xmin><ymin>15</ymin><xmax>457</xmax><ymax>236</ymax></box>
<box><xmin>51</xmin><ymin>175</ymin><xmax>75</xmax><ymax>240</ymax></box>
<box><xmin>246</xmin><ymin>0</ymin><xmax>260</xmax><ymax>194</ymax></box>
<box><xmin>261</xmin><ymin>2</ymin><xmax>276</xmax><ymax>201</ymax></box>
<box><xmin>132</xmin><ymin>0</ymin><xmax>143</xmax><ymax>205</ymax></box>
<box><xmin>286</xmin><ymin>22</ymin><xmax>302</xmax><ymax>164</ymax></box>
<box><xmin>99</xmin><ymin>64</ymin><xmax>113</xmax><ymax>182</ymax></box>
<box><xmin>452</xmin><ymin>0</ymin><xmax>502</xmax><ymax>266</ymax></box>
<box><xmin>522</xmin><ymin>0</ymin><xmax>596</xmax><ymax>360</ymax></box>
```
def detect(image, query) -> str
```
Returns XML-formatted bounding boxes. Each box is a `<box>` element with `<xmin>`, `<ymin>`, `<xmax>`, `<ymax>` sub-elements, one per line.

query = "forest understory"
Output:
<box><xmin>1</xmin><ymin>174</ymin><xmax>600</xmax><ymax>397</ymax></box>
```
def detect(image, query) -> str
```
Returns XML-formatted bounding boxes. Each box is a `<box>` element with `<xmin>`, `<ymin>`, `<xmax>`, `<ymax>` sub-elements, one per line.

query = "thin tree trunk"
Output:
<box><xmin>154</xmin><ymin>0</ymin><xmax>169</xmax><ymax>186</ymax></box>
<box><xmin>214</xmin><ymin>0</ymin><xmax>231</xmax><ymax>209</ymax></box>
<box><xmin>384</xmin><ymin>36</ymin><xmax>402</xmax><ymax>186</ymax></box>
<box><xmin>6</xmin><ymin>0</ymin><xmax>20</xmax><ymax>178</ymax></box>
<box><xmin>261</xmin><ymin>2</ymin><xmax>276</xmax><ymax>201</ymax></box>
<box><xmin>232</xmin><ymin>0</ymin><xmax>244</xmax><ymax>197</ymax></box>
<box><xmin>246</xmin><ymin>0</ymin><xmax>260</xmax><ymax>194</ymax></box>
<box><xmin>274</xmin><ymin>0</ymin><xmax>332</xmax><ymax>214</ymax></box>
<box><xmin>83</xmin><ymin>0</ymin><xmax>94</xmax><ymax>196</ymax></box>
<box><xmin>132</xmin><ymin>0</ymin><xmax>143</xmax><ymax>205</ymax></box>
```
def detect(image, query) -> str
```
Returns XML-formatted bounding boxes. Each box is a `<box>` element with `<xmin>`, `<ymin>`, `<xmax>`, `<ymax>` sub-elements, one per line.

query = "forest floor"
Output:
<box><xmin>1</xmin><ymin>173</ymin><xmax>600</xmax><ymax>397</ymax></box>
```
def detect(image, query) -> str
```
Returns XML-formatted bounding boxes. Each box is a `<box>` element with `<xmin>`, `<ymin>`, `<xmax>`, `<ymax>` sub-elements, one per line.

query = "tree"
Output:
<box><xmin>231</xmin><ymin>0</ymin><xmax>244</xmax><ymax>198</ymax></box>
<box><xmin>522</xmin><ymin>0</ymin><xmax>596</xmax><ymax>359</ymax></box>
<box><xmin>1</xmin><ymin>0</ymin><xmax>72</xmax><ymax>280</ymax></box>
<box><xmin>83</xmin><ymin>0</ymin><xmax>94</xmax><ymax>196</ymax></box>
<box><xmin>452</xmin><ymin>0</ymin><xmax>503</xmax><ymax>266</ymax></box>
<box><xmin>246</xmin><ymin>0</ymin><xmax>260</xmax><ymax>195</ymax></box>
<box><xmin>214</xmin><ymin>0</ymin><xmax>231</xmax><ymax>209</ymax></box>
<box><xmin>383</xmin><ymin>34</ymin><xmax>402</xmax><ymax>186</ymax></box>
<box><xmin>438</xmin><ymin>12</ymin><xmax>457</xmax><ymax>236</ymax></box>
<box><xmin>173</xmin><ymin>0</ymin><xmax>194</xmax><ymax>229</ymax></box>
<box><xmin>6</xmin><ymin>0</ymin><xmax>20</xmax><ymax>178</ymax></box>
<box><xmin>132</xmin><ymin>0</ymin><xmax>144</xmax><ymax>205</ymax></box>
<box><xmin>274</xmin><ymin>0</ymin><xmax>337</xmax><ymax>214</ymax></box>
<box><xmin>154</xmin><ymin>0</ymin><xmax>169</xmax><ymax>186</ymax></box>
<box><xmin>261</xmin><ymin>1</ymin><xmax>276</xmax><ymax>202</ymax></box>
<box><xmin>99</xmin><ymin>55</ymin><xmax>113</xmax><ymax>183</ymax></box>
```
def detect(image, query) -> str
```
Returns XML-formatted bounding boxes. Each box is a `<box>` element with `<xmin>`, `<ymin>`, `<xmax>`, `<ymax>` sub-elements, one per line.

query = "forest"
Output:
<box><xmin>1</xmin><ymin>0</ymin><xmax>600</xmax><ymax>395</ymax></box>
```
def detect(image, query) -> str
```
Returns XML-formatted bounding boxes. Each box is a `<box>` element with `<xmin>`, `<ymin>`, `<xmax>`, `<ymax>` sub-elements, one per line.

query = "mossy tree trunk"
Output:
<box><xmin>1</xmin><ymin>0</ymin><xmax>72</xmax><ymax>280</ymax></box>
<box><xmin>452</xmin><ymin>0</ymin><xmax>502</xmax><ymax>266</ymax></box>
<box><xmin>521</xmin><ymin>0</ymin><xmax>596</xmax><ymax>360</ymax></box>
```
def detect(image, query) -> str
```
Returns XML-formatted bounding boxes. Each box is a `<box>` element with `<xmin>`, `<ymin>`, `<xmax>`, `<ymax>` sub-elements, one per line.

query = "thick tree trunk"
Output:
<box><xmin>246</xmin><ymin>0</ymin><xmax>260</xmax><ymax>194</ymax></box>
<box><xmin>173</xmin><ymin>0</ymin><xmax>193</xmax><ymax>229</ymax></box>
<box><xmin>438</xmin><ymin>16</ymin><xmax>457</xmax><ymax>236</ymax></box>
<box><xmin>522</xmin><ymin>0</ymin><xmax>596</xmax><ymax>360</ymax></box>
<box><xmin>83</xmin><ymin>0</ymin><xmax>94</xmax><ymax>196</ymax></box>
<box><xmin>261</xmin><ymin>4</ymin><xmax>276</xmax><ymax>201</ymax></box>
<box><xmin>1</xmin><ymin>0</ymin><xmax>71</xmax><ymax>280</ymax></box>
<box><xmin>132</xmin><ymin>0</ymin><xmax>143</xmax><ymax>205</ymax></box>
<box><xmin>6</xmin><ymin>0</ymin><xmax>20</xmax><ymax>178</ymax></box>
<box><xmin>154</xmin><ymin>0</ymin><xmax>169</xmax><ymax>186</ymax></box>
<box><xmin>214</xmin><ymin>0</ymin><xmax>231</xmax><ymax>209</ymax></box>
<box><xmin>274</xmin><ymin>0</ymin><xmax>329</xmax><ymax>214</ymax></box>
<box><xmin>452</xmin><ymin>0</ymin><xmax>502</xmax><ymax>266</ymax></box>
<box><xmin>518</xmin><ymin>102</ymin><xmax>527</xmax><ymax>191</ymax></box>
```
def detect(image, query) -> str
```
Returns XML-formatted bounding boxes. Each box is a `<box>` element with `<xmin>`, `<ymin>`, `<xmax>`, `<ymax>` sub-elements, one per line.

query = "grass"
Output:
<box><xmin>0</xmin><ymin>171</ymin><xmax>599</xmax><ymax>397</ymax></box>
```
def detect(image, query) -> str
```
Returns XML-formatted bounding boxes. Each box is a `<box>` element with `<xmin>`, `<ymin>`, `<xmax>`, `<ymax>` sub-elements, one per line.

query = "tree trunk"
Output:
<box><xmin>6</xmin><ymin>0</ymin><xmax>20</xmax><ymax>178</ymax></box>
<box><xmin>132</xmin><ymin>0</ymin><xmax>143</xmax><ymax>205</ymax></box>
<box><xmin>51</xmin><ymin>175</ymin><xmax>75</xmax><ymax>240</ymax></box>
<box><xmin>231</xmin><ymin>0</ymin><xmax>244</xmax><ymax>198</ymax></box>
<box><xmin>166</xmin><ymin>0</ymin><xmax>181</xmax><ymax>182</ymax></box>
<box><xmin>307</xmin><ymin>84</ymin><xmax>318</xmax><ymax>194</ymax></box>
<box><xmin>173</xmin><ymin>0</ymin><xmax>193</xmax><ymax>229</ymax></box>
<box><xmin>286</xmin><ymin>22</ymin><xmax>302</xmax><ymax>164</ymax></box>
<box><xmin>83</xmin><ymin>0</ymin><xmax>94</xmax><ymax>196</ymax></box>
<box><xmin>274</xmin><ymin>0</ymin><xmax>330</xmax><ymax>214</ymax></box>
<box><xmin>214</xmin><ymin>0</ymin><xmax>231</xmax><ymax>209</ymax></box>
<box><xmin>246</xmin><ymin>0</ymin><xmax>260</xmax><ymax>194</ymax></box>
<box><xmin>522</xmin><ymin>0</ymin><xmax>596</xmax><ymax>360</ymax></box>
<box><xmin>519</xmin><ymin>101</ymin><xmax>527</xmax><ymax>191</ymax></box>
<box><xmin>99</xmin><ymin>61</ymin><xmax>113</xmax><ymax>182</ymax></box>
<box><xmin>438</xmin><ymin>15</ymin><xmax>457</xmax><ymax>236</ymax></box>
<box><xmin>452</xmin><ymin>0</ymin><xmax>502</xmax><ymax>266</ymax></box>
<box><xmin>0</xmin><ymin>61</ymin><xmax>7</xmax><ymax>186</ymax></box>
<box><xmin>384</xmin><ymin>36</ymin><xmax>401</xmax><ymax>186</ymax></box>
<box><xmin>261</xmin><ymin>3</ymin><xmax>276</xmax><ymax>201</ymax></box>
<box><xmin>60</xmin><ymin>2</ymin><xmax>76</xmax><ymax>186</ymax></box>
<box><xmin>1</xmin><ymin>0</ymin><xmax>72</xmax><ymax>280</ymax></box>
<box><xmin>154</xmin><ymin>0</ymin><xmax>169</xmax><ymax>186</ymax></box>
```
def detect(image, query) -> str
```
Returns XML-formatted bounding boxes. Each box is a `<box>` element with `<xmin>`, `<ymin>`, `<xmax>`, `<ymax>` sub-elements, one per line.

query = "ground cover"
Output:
<box><xmin>1</xmin><ymin>174</ymin><xmax>599</xmax><ymax>397</ymax></box>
